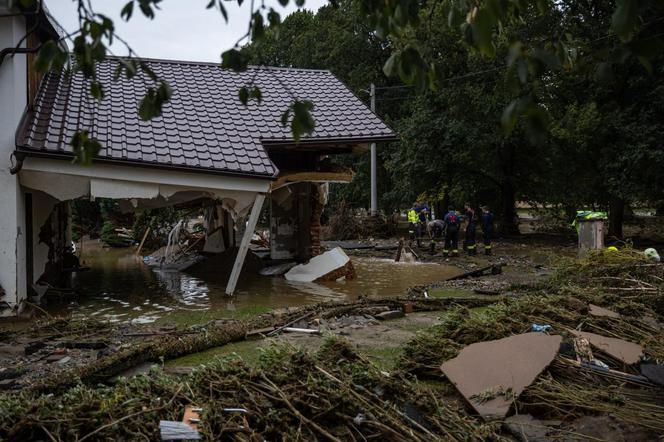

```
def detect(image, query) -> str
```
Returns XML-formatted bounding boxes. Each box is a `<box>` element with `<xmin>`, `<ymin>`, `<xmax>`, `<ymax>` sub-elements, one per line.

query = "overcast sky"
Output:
<box><xmin>46</xmin><ymin>0</ymin><xmax>326</xmax><ymax>62</ymax></box>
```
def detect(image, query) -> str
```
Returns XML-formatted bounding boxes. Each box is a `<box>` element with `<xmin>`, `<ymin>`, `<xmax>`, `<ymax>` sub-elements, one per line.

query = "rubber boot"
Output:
<box><xmin>429</xmin><ymin>241</ymin><xmax>435</xmax><ymax>255</ymax></box>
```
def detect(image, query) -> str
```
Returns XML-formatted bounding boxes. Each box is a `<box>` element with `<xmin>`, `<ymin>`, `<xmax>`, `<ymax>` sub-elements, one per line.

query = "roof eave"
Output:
<box><xmin>14</xmin><ymin>148</ymin><xmax>279</xmax><ymax>181</ymax></box>
<box><xmin>261</xmin><ymin>134</ymin><xmax>399</xmax><ymax>148</ymax></box>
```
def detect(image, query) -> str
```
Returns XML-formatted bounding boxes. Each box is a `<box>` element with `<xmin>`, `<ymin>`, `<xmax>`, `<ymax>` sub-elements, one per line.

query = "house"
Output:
<box><xmin>0</xmin><ymin>3</ymin><xmax>395</xmax><ymax>316</ymax></box>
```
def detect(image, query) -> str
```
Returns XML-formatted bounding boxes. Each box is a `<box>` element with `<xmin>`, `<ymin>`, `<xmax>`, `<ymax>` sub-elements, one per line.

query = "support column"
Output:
<box><xmin>310</xmin><ymin>184</ymin><xmax>324</xmax><ymax>257</ymax></box>
<box><xmin>369</xmin><ymin>83</ymin><xmax>377</xmax><ymax>216</ymax></box>
<box><xmin>225</xmin><ymin>193</ymin><xmax>265</xmax><ymax>295</ymax></box>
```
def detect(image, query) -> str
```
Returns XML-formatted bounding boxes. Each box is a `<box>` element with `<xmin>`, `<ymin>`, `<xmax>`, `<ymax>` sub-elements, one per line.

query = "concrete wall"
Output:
<box><xmin>0</xmin><ymin>16</ymin><xmax>27</xmax><ymax>313</ymax></box>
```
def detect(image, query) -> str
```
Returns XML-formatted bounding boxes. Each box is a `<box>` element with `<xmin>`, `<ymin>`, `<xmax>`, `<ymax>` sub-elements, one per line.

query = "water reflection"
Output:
<box><xmin>55</xmin><ymin>247</ymin><xmax>458</xmax><ymax>324</ymax></box>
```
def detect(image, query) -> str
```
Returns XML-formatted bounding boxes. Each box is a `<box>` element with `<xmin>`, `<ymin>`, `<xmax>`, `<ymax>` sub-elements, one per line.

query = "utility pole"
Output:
<box><xmin>370</xmin><ymin>83</ymin><xmax>377</xmax><ymax>217</ymax></box>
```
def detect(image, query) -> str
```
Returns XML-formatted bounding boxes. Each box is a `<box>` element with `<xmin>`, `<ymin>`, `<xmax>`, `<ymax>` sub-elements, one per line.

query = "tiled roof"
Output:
<box><xmin>17</xmin><ymin>57</ymin><xmax>396</xmax><ymax>178</ymax></box>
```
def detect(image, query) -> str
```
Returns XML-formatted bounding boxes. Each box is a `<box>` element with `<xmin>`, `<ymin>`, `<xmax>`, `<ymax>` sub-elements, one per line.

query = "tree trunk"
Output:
<box><xmin>609</xmin><ymin>197</ymin><xmax>624</xmax><ymax>239</ymax></box>
<box><xmin>498</xmin><ymin>141</ymin><xmax>520</xmax><ymax>235</ymax></box>
<box><xmin>501</xmin><ymin>180</ymin><xmax>520</xmax><ymax>235</ymax></box>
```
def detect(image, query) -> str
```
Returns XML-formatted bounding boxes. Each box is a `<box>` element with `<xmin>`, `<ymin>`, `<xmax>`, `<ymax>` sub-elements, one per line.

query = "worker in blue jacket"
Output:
<box><xmin>442</xmin><ymin>206</ymin><xmax>461</xmax><ymax>257</ymax></box>
<box><xmin>463</xmin><ymin>202</ymin><xmax>477</xmax><ymax>255</ymax></box>
<box><xmin>481</xmin><ymin>206</ymin><xmax>494</xmax><ymax>255</ymax></box>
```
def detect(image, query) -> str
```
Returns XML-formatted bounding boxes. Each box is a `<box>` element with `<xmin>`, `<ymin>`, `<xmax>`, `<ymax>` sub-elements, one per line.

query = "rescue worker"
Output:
<box><xmin>481</xmin><ymin>206</ymin><xmax>494</xmax><ymax>255</ymax></box>
<box><xmin>415</xmin><ymin>202</ymin><xmax>429</xmax><ymax>248</ymax></box>
<box><xmin>427</xmin><ymin>219</ymin><xmax>446</xmax><ymax>254</ymax></box>
<box><xmin>407</xmin><ymin>203</ymin><xmax>419</xmax><ymax>246</ymax></box>
<box><xmin>464</xmin><ymin>202</ymin><xmax>477</xmax><ymax>255</ymax></box>
<box><xmin>443</xmin><ymin>206</ymin><xmax>460</xmax><ymax>257</ymax></box>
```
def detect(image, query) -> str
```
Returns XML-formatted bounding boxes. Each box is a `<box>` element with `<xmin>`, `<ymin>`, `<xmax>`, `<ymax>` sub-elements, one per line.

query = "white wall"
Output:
<box><xmin>0</xmin><ymin>16</ymin><xmax>27</xmax><ymax>314</ymax></box>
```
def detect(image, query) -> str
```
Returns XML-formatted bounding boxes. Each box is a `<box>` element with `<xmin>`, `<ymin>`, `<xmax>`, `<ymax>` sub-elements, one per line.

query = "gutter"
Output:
<box><xmin>261</xmin><ymin>134</ymin><xmax>399</xmax><ymax>147</ymax></box>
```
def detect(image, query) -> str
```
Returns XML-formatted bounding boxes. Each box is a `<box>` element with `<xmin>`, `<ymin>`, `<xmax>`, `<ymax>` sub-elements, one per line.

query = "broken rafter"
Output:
<box><xmin>270</xmin><ymin>169</ymin><xmax>354</xmax><ymax>191</ymax></box>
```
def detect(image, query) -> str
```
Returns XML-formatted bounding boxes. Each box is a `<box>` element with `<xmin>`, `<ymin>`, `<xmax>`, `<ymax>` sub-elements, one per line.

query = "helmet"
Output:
<box><xmin>606</xmin><ymin>246</ymin><xmax>618</xmax><ymax>252</ymax></box>
<box><xmin>644</xmin><ymin>248</ymin><xmax>661</xmax><ymax>262</ymax></box>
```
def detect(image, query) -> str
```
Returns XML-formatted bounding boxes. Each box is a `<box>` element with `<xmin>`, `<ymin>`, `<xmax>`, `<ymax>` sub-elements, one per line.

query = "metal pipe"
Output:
<box><xmin>369</xmin><ymin>83</ymin><xmax>377</xmax><ymax>216</ymax></box>
<box><xmin>0</xmin><ymin>45</ymin><xmax>40</xmax><ymax>68</ymax></box>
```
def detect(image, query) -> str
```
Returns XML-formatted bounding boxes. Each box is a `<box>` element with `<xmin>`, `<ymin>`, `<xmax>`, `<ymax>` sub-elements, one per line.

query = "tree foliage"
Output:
<box><xmin>244</xmin><ymin>0</ymin><xmax>663</xmax><ymax>236</ymax></box>
<box><xmin>13</xmin><ymin>0</ymin><xmax>664</xmax><ymax>235</ymax></box>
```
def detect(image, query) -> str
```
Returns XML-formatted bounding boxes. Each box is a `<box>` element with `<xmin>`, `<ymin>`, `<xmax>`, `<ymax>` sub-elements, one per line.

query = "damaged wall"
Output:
<box><xmin>30</xmin><ymin>191</ymin><xmax>60</xmax><ymax>288</ymax></box>
<box><xmin>270</xmin><ymin>183</ymin><xmax>313</xmax><ymax>260</ymax></box>
<box><xmin>203</xmin><ymin>205</ymin><xmax>234</xmax><ymax>253</ymax></box>
<box><xmin>0</xmin><ymin>15</ymin><xmax>28</xmax><ymax>313</ymax></box>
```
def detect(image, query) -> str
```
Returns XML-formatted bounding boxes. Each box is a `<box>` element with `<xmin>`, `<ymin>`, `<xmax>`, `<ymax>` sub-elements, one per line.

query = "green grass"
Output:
<box><xmin>364</xmin><ymin>345</ymin><xmax>402</xmax><ymax>370</ymax></box>
<box><xmin>155</xmin><ymin>305</ymin><xmax>273</xmax><ymax>328</ymax></box>
<box><xmin>166</xmin><ymin>339</ymin><xmax>264</xmax><ymax>367</ymax></box>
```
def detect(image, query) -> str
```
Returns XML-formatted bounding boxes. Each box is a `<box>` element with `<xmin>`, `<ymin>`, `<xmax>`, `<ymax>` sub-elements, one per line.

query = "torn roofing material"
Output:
<box><xmin>17</xmin><ymin>57</ymin><xmax>396</xmax><ymax>178</ymax></box>
<box><xmin>588</xmin><ymin>304</ymin><xmax>621</xmax><ymax>319</ymax></box>
<box><xmin>441</xmin><ymin>333</ymin><xmax>562</xmax><ymax>419</ymax></box>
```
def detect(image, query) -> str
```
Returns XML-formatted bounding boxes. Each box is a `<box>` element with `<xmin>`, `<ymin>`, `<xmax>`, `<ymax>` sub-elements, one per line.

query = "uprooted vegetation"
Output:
<box><xmin>396</xmin><ymin>249</ymin><xmax>664</xmax><ymax>437</ymax></box>
<box><xmin>0</xmin><ymin>249</ymin><xmax>663</xmax><ymax>440</ymax></box>
<box><xmin>0</xmin><ymin>337</ymin><xmax>502</xmax><ymax>441</ymax></box>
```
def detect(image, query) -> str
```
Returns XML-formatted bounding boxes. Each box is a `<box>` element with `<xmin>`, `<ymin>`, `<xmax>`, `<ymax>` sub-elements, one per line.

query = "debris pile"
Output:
<box><xmin>0</xmin><ymin>337</ymin><xmax>500</xmax><ymax>441</ymax></box>
<box><xmin>0</xmin><ymin>248</ymin><xmax>661</xmax><ymax>439</ymax></box>
<box><xmin>398</xmin><ymin>249</ymin><xmax>664</xmax><ymax>438</ymax></box>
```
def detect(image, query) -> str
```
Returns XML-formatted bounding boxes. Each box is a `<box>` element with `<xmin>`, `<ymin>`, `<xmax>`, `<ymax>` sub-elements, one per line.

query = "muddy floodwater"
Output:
<box><xmin>47</xmin><ymin>247</ymin><xmax>460</xmax><ymax>324</ymax></box>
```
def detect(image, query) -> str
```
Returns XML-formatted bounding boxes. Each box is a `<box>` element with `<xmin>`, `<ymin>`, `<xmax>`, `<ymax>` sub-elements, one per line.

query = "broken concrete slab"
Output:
<box><xmin>588</xmin><ymin>304</ymin><xmax>621</xmax><ymax>319</ymax></box>
<box><xmin>441</xmin><ymin>333</ymin><xmax>561</xmax><ymax>419</ymax></box>
<box><xmin>285</xmin><ymin>247</ymin><xmax>354</xmax><ymax>282</ymax></box>
<box><xmin>570</xmin><ymin>330</ymin><xmax>642</xmax><ymax>365</ymax></box>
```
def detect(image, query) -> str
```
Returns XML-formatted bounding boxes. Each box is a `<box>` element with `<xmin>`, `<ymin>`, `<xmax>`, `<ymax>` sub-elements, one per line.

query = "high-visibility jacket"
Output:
<box><xmin>407</xmin><ymin>209</ymin><xmax>419</xmax><ymax>223</ymax></box>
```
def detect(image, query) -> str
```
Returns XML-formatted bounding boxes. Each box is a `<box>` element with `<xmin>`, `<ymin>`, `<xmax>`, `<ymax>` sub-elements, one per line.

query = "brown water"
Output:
<box><xmin>49</xmin><ymin>247</ymin><xmax>459</xmax><ymax>324</ymax></box>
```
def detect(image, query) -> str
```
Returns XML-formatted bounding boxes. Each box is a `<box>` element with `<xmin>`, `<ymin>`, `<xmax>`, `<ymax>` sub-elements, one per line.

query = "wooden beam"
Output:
<box><xmin>270</xmin><ymin>170</ymin><xmax>354</xmax><ymax>191</ymax></box>
<box><xmin>134</xmin><ymin>226</ymin><xmax>151</xmax><ymax>256</ymax></box>
<box><xmin>225</xmin><ymin>193</ymin><xmax>266</xmax><ymax>295</ymax></box>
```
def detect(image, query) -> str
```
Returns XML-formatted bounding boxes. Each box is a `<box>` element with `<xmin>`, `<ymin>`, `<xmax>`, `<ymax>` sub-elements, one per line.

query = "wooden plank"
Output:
<box><xmin>270</xmin><ymin>169</ymin><xmax>354</xmax><ymax>191</ymax></box>
<box><xmin>134</xmin><ymin>226</ymin><xmax>151</xmax><ymax>256</ymax></box>
<box><xmin>225</xmin><ymin>193</ymin><xmax>265</xmax><ymax>295</ymax></box>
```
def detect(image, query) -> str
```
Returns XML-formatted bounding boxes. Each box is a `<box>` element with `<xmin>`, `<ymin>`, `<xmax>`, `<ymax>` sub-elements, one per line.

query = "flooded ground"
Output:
<box><xmin>46</xmin><ymin>246</ymin><xmax>460</xmax><ymax>324</ymax></box>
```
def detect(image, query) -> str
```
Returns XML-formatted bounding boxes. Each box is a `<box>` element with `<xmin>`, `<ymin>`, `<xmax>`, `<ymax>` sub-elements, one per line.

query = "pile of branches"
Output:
<box><xmin>520</xmin><ymin>359</ymin><xmax>664</xmax><ymax>435</ymax></box>
<box><xmin>326</xmin><ymin>200</ymin><xmax>396</xmax><ymax>240</ymax></box>
<box><xmin>0</xmin><ymin>338</ymin><xmax>501</xmax><ymax>441</ymax></box>
<box><xmin>396</xmin><ymin>251</ymin><xmax>664</xmax><ymax>436</ymax></box>
<box><xmin>545</xmin><ymin>248</ymin><xmax>664</xmax><ymax>314</ymax></box>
